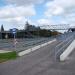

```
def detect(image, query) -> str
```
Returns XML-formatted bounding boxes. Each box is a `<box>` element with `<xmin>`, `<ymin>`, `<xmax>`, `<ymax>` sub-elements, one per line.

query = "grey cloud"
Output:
<box><xmin>5</xmin><ymin>0</ymin><xmax>45</xmax><ymax>6</ymax></box>
<box><xmin>4</xmin><ymin>0</ymin><xmax>53</xmax><ymax>6</ymax></box>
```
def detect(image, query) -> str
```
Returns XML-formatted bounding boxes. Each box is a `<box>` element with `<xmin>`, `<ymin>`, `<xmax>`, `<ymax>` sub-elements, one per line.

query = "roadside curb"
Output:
<box><xmin>18</xmin><ymin>39</ymin><xmax>56</xmax><ymax>56</ymax></box>
<box><xmin>0</xmin><ymin>50</ymin><xmax>12</xmax><ymax>53</ymax></box>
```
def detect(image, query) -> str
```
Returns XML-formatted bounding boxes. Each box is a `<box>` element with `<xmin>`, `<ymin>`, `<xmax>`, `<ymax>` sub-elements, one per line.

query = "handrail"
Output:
<box><xmin>55</xmin><ymin>32</ymin><xmax>75</xmax><ymax>60</ymax></box>
<box><xmin>56</xmin><ymin>37</ymin><xmax>73</xmax><ymax>59</ymax></box>
<box><xmin>55</xmin><ymin>35</ymin><xmax>73</xmax><ymax>51</ymax></box>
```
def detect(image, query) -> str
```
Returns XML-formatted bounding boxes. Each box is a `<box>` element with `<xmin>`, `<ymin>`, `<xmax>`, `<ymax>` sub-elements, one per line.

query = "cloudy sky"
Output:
<box><xmin>0</xmin><ymin>0</ymin><xmax>75</xmax><ymax>30</ymax></box>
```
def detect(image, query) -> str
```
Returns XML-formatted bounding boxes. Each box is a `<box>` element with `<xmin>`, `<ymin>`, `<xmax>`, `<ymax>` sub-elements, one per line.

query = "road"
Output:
<box><xmin>0</xmin><ymin>40</ymin><xmax>75</xmax><ymax>75</ymax></box>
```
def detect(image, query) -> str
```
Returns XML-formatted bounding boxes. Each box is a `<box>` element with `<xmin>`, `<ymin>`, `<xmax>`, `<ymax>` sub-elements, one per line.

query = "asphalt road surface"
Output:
<box><xmin>0</xmin><ymin>40</ymin><xmax>75</xmax><ymax>75</ymax></box>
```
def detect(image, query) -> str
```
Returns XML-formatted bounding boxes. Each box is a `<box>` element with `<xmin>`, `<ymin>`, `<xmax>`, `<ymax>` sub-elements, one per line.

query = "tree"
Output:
<box><xmin>1</xmin><ymin>24</ymin><xmax>4</xmax><ymax>32</ymax></box>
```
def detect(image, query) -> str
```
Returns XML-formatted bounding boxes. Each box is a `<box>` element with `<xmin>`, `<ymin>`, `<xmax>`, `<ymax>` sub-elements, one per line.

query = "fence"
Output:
<box><xmin>0</xmin><ymin>37</ymin><xmax>53</xmax><ymax>52</ymax></box>
<box><xmin>55</xmin><ymin>32</ymin><xmax>75</xmax><ymax>61</ymax></box>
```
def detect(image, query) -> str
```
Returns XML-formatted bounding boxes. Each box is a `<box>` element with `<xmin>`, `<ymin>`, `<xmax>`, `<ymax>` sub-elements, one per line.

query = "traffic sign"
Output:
<box><xmin>11</xmin><ymin>28</ymin><xmax>17</xmax><ymax>34</ymax></box>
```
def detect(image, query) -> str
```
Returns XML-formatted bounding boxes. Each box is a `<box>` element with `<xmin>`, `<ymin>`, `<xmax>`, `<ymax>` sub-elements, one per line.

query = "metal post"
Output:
<box><xmin>14</xmin><ymin>33</ymin><xmax>16</xmax><ymax>51</ymax></box>
<box><xmin>55</xmin><ymin>46</ymin><xmax>56</xmax><ymax>61</ymax></box>
<box><xmin>14</xmin><ymin>33</ymin><xmax>15</xmax><ymax>40</ymax></box>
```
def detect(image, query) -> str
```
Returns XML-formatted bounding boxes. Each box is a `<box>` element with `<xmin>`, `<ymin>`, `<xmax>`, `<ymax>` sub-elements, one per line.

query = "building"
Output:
<box><xmin>0</xmin><ymin>22</ymin><xmax>40</xmax><ymax>39</ymax></box>
<box><xmin>25</xmin><ymin>21</ymin><xmax>40</xmax><ymax>31</ymax></box>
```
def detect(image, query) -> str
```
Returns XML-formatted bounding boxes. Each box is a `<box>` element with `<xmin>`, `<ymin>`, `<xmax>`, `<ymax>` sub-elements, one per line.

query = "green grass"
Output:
<box><xmin>0</xmin><ymin>51</ymin><xmax>17</xmax><ymax>63</ymax></box>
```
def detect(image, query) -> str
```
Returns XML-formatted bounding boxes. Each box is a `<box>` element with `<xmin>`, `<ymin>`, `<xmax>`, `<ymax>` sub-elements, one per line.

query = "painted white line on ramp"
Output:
<box><xmin>18</xmin><ymin>39</ymin><xmax>56</xmax><ymax>56</ymax></box>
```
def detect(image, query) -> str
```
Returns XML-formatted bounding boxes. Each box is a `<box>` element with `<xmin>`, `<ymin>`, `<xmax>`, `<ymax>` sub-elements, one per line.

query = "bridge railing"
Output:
<box><xmin>55</xmin><ymin>32</ymin><xmax>75</xmax><ymax>61</ymax></box>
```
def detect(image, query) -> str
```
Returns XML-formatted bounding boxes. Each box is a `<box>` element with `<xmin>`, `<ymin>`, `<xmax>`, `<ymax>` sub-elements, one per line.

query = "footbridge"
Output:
<box><xmin>39</xmin><ymin>24</ymin><xmax>70</xmax><ymax>30</ymax></box>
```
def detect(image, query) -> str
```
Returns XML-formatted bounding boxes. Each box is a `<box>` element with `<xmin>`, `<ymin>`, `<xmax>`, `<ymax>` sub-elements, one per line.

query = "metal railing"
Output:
<box><xmin>0</xmin><ymin>37</ymin><xmax>53</xmax><ymax>52</ymax></box>
<box><xmin>55</xmin><ymin>32</ymin><xmax>75</xmax><ymax>61</ymax></box>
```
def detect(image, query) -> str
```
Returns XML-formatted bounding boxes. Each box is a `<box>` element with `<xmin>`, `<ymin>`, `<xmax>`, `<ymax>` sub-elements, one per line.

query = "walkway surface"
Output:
<box><xmin>0</xmin><ymin>40</ymin><xmax>75</xmax><ymax>75</ymax></box>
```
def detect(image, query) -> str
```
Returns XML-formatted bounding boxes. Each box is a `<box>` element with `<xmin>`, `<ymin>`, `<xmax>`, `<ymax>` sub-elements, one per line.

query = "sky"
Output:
<box><xmin>0</xmin><ymin>0</ymin><xmax>75</xmax><ymax>30</ymax></box>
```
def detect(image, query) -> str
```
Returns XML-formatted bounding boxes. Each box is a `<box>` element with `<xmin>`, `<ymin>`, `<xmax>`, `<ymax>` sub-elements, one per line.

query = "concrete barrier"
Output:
<box><xmin>60</xmin><ymin>40</ymin><xmax>75</xmax><ymax>61</ymax></box>
<box><xmin>18</xmin><ymin>39</ymin><xmax>56</xmax><ymax>56</ymax></box>
<box><xmin>0</xmin><ymin>50</ymin><xmax>12</xmax><ymax>53</ymax></box>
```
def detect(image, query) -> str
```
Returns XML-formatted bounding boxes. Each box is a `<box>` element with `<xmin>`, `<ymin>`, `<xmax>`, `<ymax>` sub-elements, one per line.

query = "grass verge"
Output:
<box><xmin>0</xmin><ymin>51</ymin><xmax>17</xmax><ymax>63</ymax></box>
